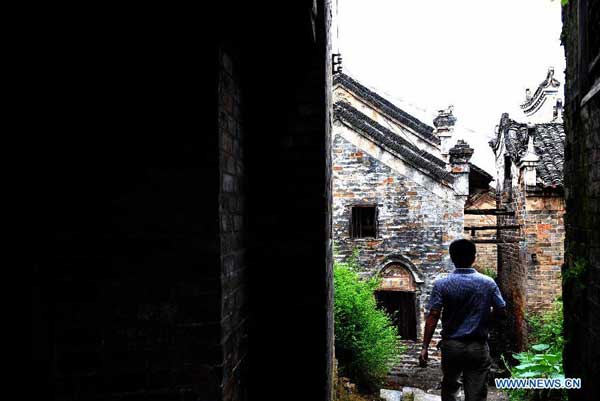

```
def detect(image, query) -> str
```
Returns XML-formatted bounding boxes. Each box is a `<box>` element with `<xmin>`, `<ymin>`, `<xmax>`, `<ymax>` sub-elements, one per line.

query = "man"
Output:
<box><xmin>419</xmin><ymin>239</ymin><xmax>506</xmax><ymax>401</ymax></box>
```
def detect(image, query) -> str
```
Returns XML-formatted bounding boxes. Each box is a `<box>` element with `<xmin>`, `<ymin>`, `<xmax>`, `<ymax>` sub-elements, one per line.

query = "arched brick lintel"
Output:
<box><xmin>376</xmin><ymin>256</ymin><xmax>424</xmax><ymax>292</ymax></box>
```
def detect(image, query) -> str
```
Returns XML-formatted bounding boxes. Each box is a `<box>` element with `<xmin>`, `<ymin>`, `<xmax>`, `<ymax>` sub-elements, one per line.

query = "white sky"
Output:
<box><xmin>335</xmin><ymin>0</ymin><xmax>565</xmax><ymax>175</ymax></box>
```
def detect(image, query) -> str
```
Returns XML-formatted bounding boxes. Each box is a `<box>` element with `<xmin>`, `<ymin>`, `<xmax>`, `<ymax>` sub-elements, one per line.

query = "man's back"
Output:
<box><xmin>420</xmin><ymin>240</ymin><xmax>506</xmax><ymax>401</ymax></box>
<box><xmin>428</xmin><ymin>268</ymin><xmax>506</xmax><ymax>341</ymax></box>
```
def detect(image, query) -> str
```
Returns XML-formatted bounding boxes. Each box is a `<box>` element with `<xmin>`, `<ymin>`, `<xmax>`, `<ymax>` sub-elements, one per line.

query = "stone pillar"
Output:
<box><xmin>449</xmin><ymin>140</ymin><xmax>474</xmax><ymax>199</ymax></box>
<box><xmin>433</xmin><ymin>105</ymin><xmax>457</xmax><ymax>162</ymax></box>
<box><xmin>518</xmin><ymin>124</ymin><xmax>539</xmax><ymax>188</ymax></box>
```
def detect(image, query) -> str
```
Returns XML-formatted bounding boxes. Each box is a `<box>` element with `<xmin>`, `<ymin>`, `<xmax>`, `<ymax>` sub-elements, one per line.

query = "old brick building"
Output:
<box><xmin>332</xmin><ymin>74</ymin><xmax>491</xmax><ymax>387</ymax></box>
<box><xmin>489</xmin><ymin>68</ymin><xmax>566</xmax><ymax>352</ymax></box>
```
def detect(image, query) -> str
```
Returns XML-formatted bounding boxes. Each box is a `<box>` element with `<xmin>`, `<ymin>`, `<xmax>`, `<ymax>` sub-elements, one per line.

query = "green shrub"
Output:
<box><xmin>478</xmin><ymin>266</ymin><xmax>497</xmax><ymax>280</ymax></box>
<box><xmin>527</xmin><ymin>299</ymin><xmax>564</xmax><ymax>352</ymax></box>
<box><xmin>502</xmin><ymin>299</ymin><xmax>565</xmax><ymax>401</ymax></box>
<box><xmin>334</xmin><ymin>250</ymin><xmax>404</xmax><ymax>389</ymax></box>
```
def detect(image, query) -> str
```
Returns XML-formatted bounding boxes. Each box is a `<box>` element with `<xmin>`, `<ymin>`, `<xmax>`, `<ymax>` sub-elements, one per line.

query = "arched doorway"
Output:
<box><xmin>375</xmin><ymin>263</ymin><xmax>419</xmax><ymax>341</ymax></box>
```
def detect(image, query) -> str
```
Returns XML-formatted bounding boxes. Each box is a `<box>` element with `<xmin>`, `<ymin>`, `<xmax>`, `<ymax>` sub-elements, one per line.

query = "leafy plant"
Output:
<box><xmin>334</xmin><ymin>249</ymin><xmax>404</xmax><ymax>389</ymax></box>
<box><xmin>478</xmin><ymin>266</ymin><xmax>497</xmax><ymax>280</ymax></box>
<box><xmin>502</xmin><ymin>300</ymin><xmax>566</xmax><ymax>401</ymax></box>
<box><xmin>527</xmin><ymin>299</ymin><xmax>564</xmax><ymax>352</ymax></box>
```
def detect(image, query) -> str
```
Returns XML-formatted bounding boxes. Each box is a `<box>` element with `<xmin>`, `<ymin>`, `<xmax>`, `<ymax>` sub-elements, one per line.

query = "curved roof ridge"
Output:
<box><xmin>333</xmin><ymin>73</ymin><xmax>440</xmax><ymax>145</ymax></box>
<box><xmin>334</xmin><ymin>101</ymin><xmax>454</xmax><ymax>185</ymax></box>
<box><xmin>520</xmin><ymin>67</ymin><xmax>561</xmax><ymax>112</ymax></box>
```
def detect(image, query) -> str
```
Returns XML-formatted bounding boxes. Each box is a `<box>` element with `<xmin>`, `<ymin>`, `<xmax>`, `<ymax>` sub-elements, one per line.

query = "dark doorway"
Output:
<box><xmin>376</xmin><ymin>291</ymin><xmax>417</xmax><ymax>341</ymax></box>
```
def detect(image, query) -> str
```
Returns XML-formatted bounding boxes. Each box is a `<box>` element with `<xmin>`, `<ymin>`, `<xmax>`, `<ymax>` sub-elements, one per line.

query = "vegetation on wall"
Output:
<box><xmin>334</xmin><ymin>249</ymin><xmax>404</xmax><ymax>390</ymax></box>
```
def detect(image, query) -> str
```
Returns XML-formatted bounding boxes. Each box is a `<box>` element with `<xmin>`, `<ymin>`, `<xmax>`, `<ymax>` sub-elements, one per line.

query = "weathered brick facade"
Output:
<box><xmin>562</xmin><ymin>2</ymin><xmax>599</xmax><ymax>400</ymax></box>
<box><xmin>489</xmin><ymin>71</ymin><xmax>566</xmax><ymax>352</ymax></box>
<box><xmin>464</xmin><ymin>190</ymin><xmax>498</xmax><ymax>274</ymax></box>
<box><xmin>332</xmin><ymin>75</ymin><xmax>482</xmax><ymax>389</ymax></box>
<box><xmin>219</xmin><ymin>48</ymin><xmax>248</xmax><ymax>401</ymax></box>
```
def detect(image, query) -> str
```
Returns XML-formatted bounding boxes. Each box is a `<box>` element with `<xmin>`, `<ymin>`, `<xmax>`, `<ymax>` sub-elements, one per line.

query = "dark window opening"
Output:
<box><xmin>351</xmin><ymin>206</ymin><xmax>376</xmax><ymax>238</ymax></box>
<box><xmin>376</xmin><ymin>291</ymin><xmax>417</xmax><ymax>341</ymax></box>
<box><xmin>504</xmin><ymin>155</ymin><xmax>512</xmax><ymax>181</ymax></box>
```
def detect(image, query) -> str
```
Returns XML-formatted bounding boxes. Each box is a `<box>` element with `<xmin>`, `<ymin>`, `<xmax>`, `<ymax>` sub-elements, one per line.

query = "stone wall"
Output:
<box><xmin>31</xmin><ymin>2</ymin><xmax>334</xmax><ymax>401</ymax></box>
<box><xmin>332</xmin><ymin>124</ymin><xmax>463</xmax><ymax>388</ymax></box>
<box><xmin>523</xmin><ymin>195</ymin><xmax>564</xmax><ymax>313</ymax></box>
<box><xmin>219</xmin><ymin>47</ymin><xmax>248</xmax><ymax>401</ymax></box>
<box><xmin>465</xmin><ymin>191</ymin><xmax>498</xmax><ymax>273</ymax></box>
<box><xmin>496</xmin><ymin>171</ymin><xmax>564</xmax><ymax>352</ymax></box>
<box><xmin>562</xmin><ymin>2</ymin><xmax>600</xmax><ymax>401</ymax></box>
<box><xmin>332</xmin><ymin>131</ymin><xmax>462</xmax><ymax>308</ymax></box>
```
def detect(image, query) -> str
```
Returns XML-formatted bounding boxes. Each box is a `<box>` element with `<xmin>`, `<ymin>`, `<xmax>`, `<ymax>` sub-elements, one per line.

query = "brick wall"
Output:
<box><xmin>239</xmin><ymin>2</ymin><xmax>333</xmax><ymax>400</ymax></box>
<box><xmin>30</xmin><ymin>31</ymin><xmax>225</xmax><ymax>399</ymax></box>
<box><xmin>333</xmin><ymin>134</ymin><xmax>462</xmax><ymax>279</ymax></box>
<box><xmin>523</xmin><ymin>195</ymin><xmax>564</xmax><ymax>313</ymax></box>
<box><xmin>219</xmin><ymin>48</ymin><xmax>248</xmax><ymax>401</ymax></box>
<box><xmin>562</xmin><ymin>2</ymin><xmax>600</xmax><ymax>401</ymax></box>
<box><xmin>497</xmin><ymin>173</ymin><xmax>530</xmax><ymax>353</ymax></box>
<box><xmin>495</xmin><ymin>162</ymin><xmax>564</xmax><ymax>353</ymax></box>
<box><xmin>31</xmin><ymin>2</ymin><xmax>334</xmax><ymax>401</ymax></box>
<box><xmin>465</xmin><ymin>191</ymin><xmax>498</xmax><ymax>273</ymax></box>
<box><xmin>332</xmin><ymin>125</ymin><xmax>463</xmax><ymax>389</ymax></box>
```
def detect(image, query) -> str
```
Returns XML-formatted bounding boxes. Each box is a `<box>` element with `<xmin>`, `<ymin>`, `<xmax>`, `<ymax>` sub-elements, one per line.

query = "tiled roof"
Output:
<box><xmin>333</xmin><ymin>73</ymin><xmax>440</xmax><ymax>145</ymax></box>
<box><xmin>334</xmin><ymin>101</ymin><xmax>454</xmax><ymax>185</ymax></box>
<box><xmin>489</xmin><ymin>116</ymin><xmax>565</xmax><ymax>188</ymax></box>
<box><xmin>469</xmin><ymin>162</ymin><xmax>493</xmax><ymax>182</ymax></box>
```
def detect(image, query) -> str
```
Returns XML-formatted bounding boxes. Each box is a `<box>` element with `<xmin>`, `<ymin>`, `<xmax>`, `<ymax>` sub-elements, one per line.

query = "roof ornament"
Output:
<box><xmin>553</xmin><ymin>99</ymin><xmax>564</xmax><ymax>123</ymax></box>
<box><xmin>449</xmin><ymin>140</ymin><xmax>474</xmax><ymax>165</ymax></box>
<box><xmin>433</xmin><ymin>105</ymin><xmax>456</xmax><ymax>129</ymax></box>
<box><xmin>520</xmin><ymin>67</ymin><xmax>562</xmax><ymax>119</ymax></box>
<box><xmin>519</xmin><ymin>124</ymin><xmax>539</xmax><ymax>187</ymax></box>
<box><xmin>523</xmin><ymin>124</ymin><xmax>539</xmax><ymax>159</ymax></box>
<box><xmin>434</xmin><ymin>106</ymin><xmax>457</xmax><ymax>162</ymax></box>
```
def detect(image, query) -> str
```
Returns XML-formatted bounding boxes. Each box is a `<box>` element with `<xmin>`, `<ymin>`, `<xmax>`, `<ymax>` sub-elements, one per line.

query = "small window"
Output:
<box><xmin>351</xmin><ymin>206</ymin><xmax>376</xmax><ymax>238</ymax></box>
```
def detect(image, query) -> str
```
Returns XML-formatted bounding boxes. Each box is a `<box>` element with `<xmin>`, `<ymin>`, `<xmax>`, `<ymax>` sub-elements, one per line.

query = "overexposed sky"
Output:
<box><xmin>335</xmin><ymin>0</ymin><xmax>565</xmax><ymax>175</ymax></box>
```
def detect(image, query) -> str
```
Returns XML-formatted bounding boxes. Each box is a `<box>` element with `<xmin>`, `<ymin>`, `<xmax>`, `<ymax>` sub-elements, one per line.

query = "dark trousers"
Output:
<box><xmin>440</xmin><ymin>339</ymin><xmax>491</xmax><ymax>401</ymax></box>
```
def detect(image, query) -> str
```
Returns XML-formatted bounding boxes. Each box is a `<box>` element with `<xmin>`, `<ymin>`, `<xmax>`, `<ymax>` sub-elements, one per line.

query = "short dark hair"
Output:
<box><xmin>449</xmin><ymin>239</ymin><xmax>476</xmax><ymax>268</ymax></box>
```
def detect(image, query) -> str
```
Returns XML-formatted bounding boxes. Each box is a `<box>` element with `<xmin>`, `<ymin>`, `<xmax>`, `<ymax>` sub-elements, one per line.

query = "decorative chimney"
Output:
<box><xmin>518</xmin><ymin>124</ymin><xmax>539</xmax><ymax>188</ymax></box>
<box><xmin>449</xmin><ymin>140</ymin><xmax>474</xmax><ymax>198</ymax></box>
<box><xmin>433</xmin><ymin>105</ymin><xmax>456</xmax><ymax>162</ymax></box>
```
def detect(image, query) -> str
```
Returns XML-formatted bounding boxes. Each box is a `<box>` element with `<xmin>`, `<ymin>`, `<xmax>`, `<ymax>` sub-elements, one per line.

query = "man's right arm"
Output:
<box><xmin>420</xmin><ymin>281</ymin><xmax>443</xmax><ymax>367</ymax></box>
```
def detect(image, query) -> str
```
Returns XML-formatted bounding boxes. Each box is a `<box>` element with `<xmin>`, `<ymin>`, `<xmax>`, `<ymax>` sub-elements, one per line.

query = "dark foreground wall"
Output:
<box><xmin>562</xmin><ymin>2</ymin><xmax>599</xmax><ymax>401</ymax></box>
<box><xmin>31</xmin><ymin>2</ymin><xmax>332</xmax><ymax>400</ymax></box>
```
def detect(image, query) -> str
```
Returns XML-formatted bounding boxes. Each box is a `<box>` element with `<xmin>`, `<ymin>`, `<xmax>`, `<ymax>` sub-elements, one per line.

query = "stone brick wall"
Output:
<box><xmin>30</xmin><ymin>35</ymin><xmax>227</xmax><ymax>399</ymax></box>
<box><xmin>219</xmin><ymin>47</ymin><xmax>248</xmax><ymax>401</ymax></box>
<box><xmin>332</xmin><ymin>131</ymin><xmax>462</xmax><ymax>281</ymax></box>
<box><xmin>239</xmin><ymin>2</ymin><xmax>334</xmax><ymax>400</ymax></box>
<box><xmin>562</xmin><ymin>2</ymin><xmax>600</xmax><ymax>401</ymax></box>
<box><xmin>332</xmin><ymin>123</ymin><xmax>463</xmax><ymax>388</ymax></box>
<box><xmin>31</xmin><ymin>3</ymin><xmax>334</xmax><ymax>401</ymax></box>
<box><xmin>523</xmin><ymin>195</ymin><xmax>564</xmax><ymax>313</ymax></box>
<box><xmin>496</xmin><ymin>169</ymin><xmax>564</xmax><ymax>353</ymax></box>
<box><xmin>465</xmin><ymin>191</ymin><xmax>498</xmax><ymax>273</ymax></box>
